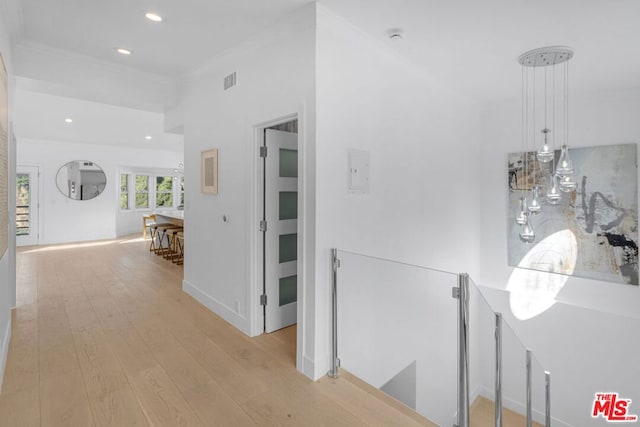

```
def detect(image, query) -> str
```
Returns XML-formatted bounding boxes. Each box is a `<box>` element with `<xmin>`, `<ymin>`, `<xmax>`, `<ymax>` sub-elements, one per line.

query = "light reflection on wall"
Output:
<box><xmin>507</xmin><ymin>229</ymin><xmax>577</xmax><ymax>320</ymax></box>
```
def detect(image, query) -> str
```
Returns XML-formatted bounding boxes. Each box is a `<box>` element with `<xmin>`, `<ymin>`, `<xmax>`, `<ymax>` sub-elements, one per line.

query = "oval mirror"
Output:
<box><xmin>56</xmin><ymin>160</ymin><xmax>107</xmax><ymax>201</ymax></box>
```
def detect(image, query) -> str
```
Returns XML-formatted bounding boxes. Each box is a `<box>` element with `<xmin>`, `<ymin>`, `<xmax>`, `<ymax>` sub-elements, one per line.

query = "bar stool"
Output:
<box><xmin>164</xmin><ymin>227</ymin><xmax>184</xmax><ymax>261</ymax></box>
<box><xmin>174</xmin><ymin>231</ymin><xmax>184</xmax><ymax>265</ymax></box>
<box><xmin>142</xmin><ymin>214</ymin><xmax>156</xmax><ymax>239</ymax></box>
<box><xmin>149</xmin><ymin>223</ymin><xmax>178</xmax><ymax>253</ymax></box>
<box><xmin>156</xmin><ymin>224</ymin><xmax>182</xmax><ymax>257</ymax></box>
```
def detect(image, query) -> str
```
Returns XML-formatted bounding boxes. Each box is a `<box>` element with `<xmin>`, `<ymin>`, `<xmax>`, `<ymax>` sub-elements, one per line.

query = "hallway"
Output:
<box><xmin>0</xmin><ymin>235</ymin><xmax>433</xmax><ymax>426</ymax></box>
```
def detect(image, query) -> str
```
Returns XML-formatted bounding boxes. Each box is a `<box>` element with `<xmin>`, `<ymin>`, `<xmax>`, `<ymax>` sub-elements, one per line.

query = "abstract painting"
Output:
<box><xmin>508</xmin><ymin>143</ymin><xmax>638</xmax><ymax>285</ymax></box>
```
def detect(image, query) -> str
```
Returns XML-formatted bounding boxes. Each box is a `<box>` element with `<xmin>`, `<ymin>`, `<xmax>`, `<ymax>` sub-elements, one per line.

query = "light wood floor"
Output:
<box><xmin>0</xmin><ymin>235</ymin><xmax>436</xmax><ymax>427</ymax></box>
<box><xmin>470</xmin><ymin>397</ymin><xmax>543</xmax><ymax>427</ymax></box>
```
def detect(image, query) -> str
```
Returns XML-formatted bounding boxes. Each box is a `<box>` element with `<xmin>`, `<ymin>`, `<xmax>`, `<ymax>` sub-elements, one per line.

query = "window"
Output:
<box><xmin>179</xmin><ymin>176</ymin><xmax>184</xmax><ymax>208</ymax></box>
<box><xmin>120</xmin><ymin>168</ymin><xmax>182</xmax><ymax>211</ymax></box>
<box><xmin>135</xmin><ymin>175</ymin><xmax>149</xmax><ymax>209</ymax></box>
<box><xmin>155</xmin><ymin>176</ymin><xmax>173</xmax><ymax>208</ymax></box>
<box><xmin>16</xmin><ymin>173</ymin><xmax>30</xmax><ymax>236</ymax></box>
<box><xmin>120</xmin><ymin>173</ymin><xmax>129</xmax><ymax>210</ymax></box>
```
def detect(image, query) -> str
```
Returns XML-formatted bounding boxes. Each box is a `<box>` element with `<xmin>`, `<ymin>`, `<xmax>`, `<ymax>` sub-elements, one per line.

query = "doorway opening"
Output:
<box><xmin>16</xmin><ymin>165</ymin><xmax>39</xmax><ymax>247</ymax></box>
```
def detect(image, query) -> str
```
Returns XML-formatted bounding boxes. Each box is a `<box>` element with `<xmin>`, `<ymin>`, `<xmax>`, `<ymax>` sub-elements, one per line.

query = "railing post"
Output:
<box><xmin>495</xmin><ymin>313</ymin><xmax>503</xmax><ymax>427</ymax></box>
<box><xmin>545</xmin><ymin>371</ymin><xmax>551</xmax><ymax>427</ymax></box>
<box><xmin>327</xmin><ymin>248</ymin><xmax>340</xmax><ymax>378</ymax></box>
<box><xmin>456</xmin><ymin>273</ymin><xmax>470</xmax><ymax>427</ymax></box>
<box><xmin>526</xmin><ymin>350</ymin><xmax>532</xmax><ymax>427</ymax></box>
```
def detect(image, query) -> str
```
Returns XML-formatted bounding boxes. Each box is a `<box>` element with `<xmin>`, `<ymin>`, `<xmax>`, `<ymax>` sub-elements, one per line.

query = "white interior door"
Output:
<box><xmin>263</xmin><ymin>129</ymin><xmax>298</xmax><ymax>333</ymax></box>
<box><xmin>16</xmin><ymin>166</ymin><xmax>39</xmax><ymax>246</ymax></box>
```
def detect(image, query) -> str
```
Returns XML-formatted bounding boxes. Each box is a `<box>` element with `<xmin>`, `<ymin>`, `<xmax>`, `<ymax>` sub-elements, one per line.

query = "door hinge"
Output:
<box><xmin>260</xmin><ymin>146</ymin><xmax>268</xmax><ymax>158</ymax></box>
<box><xmin>260</xmin><ymin>294</ymin><xmax>267</xmax><ymax>306</ymax></box>
<box><xmin>452</xmin><ymin>286</ymin><xmax>460</xmax><ymax>299</ymax></box>
<box><xmin>260</xmin><ymin>220</ymin><xmax>267</xmax><ymax>232</ymax></box>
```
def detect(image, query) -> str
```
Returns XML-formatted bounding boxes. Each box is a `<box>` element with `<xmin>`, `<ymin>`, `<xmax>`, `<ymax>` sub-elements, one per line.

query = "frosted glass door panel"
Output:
<box><xmin>279</xmin><ymin>233</ymin><xmax>297</xmax><ymax>264</ymax></box>
<box><xmin>279</xmin><ymin>148</ymin><xmax>298</xmax><ymax>177</ymax></box>
<box><xmin>279</xmin><ymin>275</ymin><xmax>297</xmax><ymax>306</ymax></box>
<box><xmin>279</xmin><ymin>192</ymin><xmax>297</xmax><ymax>220</ymax></box>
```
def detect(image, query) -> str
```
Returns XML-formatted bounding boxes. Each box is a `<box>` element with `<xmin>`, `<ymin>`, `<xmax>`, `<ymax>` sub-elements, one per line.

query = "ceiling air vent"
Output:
<box><xmin>224</xmin><ymin>72</ymin><xmax>237</xmax><ymax>90</ymax></box>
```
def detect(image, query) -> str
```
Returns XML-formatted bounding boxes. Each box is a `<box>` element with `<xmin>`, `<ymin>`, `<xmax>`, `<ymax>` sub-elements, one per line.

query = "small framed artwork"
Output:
<box><xmin>201</xmin><ymin>148</ymin><xmax>218</xmax><ymax>194</ymax></box>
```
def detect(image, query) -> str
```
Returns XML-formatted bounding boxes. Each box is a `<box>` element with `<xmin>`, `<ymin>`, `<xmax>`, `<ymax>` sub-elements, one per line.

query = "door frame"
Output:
<box><xmin>249</xmin><ymin>112</ymin><xmax>305</xmax><ymax>373</ymax></box>
<box><xmin>16</xmin><ymin>165</ymin><xmax>41</xmax><ymax>247</ymax></box>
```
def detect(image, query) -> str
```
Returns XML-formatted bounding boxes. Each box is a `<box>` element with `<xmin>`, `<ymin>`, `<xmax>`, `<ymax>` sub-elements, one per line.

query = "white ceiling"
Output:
<box><xmin>8</xmin><ymin>0</ymin><xmax>640</xmax><ymax>150</ymax></box>
<box><xmin>12</xmin><ymin>0</ymin><xmax>640</xmax><ymax>100</ymax></box>
<box><xmin>17</xmin><ymin>0</ymin><xmax>312</xmax><ymax>77</ymax></box>
<box><xmin>14</xmin><ymin>90</ymin><xmax>183</xmax><ymax>151</ymax></box>
<box><xmin>320</xmin><ymin>0</ymin><xmax>640</xmax><ymax>101</ymax></box>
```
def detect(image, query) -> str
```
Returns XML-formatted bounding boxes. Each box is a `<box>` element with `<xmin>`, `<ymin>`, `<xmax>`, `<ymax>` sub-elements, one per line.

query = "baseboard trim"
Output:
<box><xmin>0</xmin><ymin>314</ymin><xmax>12</xmax><ymax>395</ymax></box>
<box><xmin>182</xmin><ymin>280</ymin><xmax>251</xmax><ymax>336</ymax></box>
<box><xmin>302</xmin><ymin>354</ymin><xmax>317</xmax><ymax>380</ymax></box>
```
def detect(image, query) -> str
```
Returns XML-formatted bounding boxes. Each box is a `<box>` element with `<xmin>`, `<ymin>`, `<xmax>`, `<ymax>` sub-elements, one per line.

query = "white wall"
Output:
<box><xmin>477</xmin><ymin>88</ymin><xmax>640</xmax><ymax>426</ymax></box>
<box><xmin>315</xmin><ymin>5</ymin><xmax>482</xmax><ymax>383</ymax></box>
<box><xmin>17</xmin><ymin>138</ymin><xmax>181</xmax><ymax>244</ymax></box>
<box><xmin>0</xmin><ymin>0</ymin><xmax>15</xmax><ymax>393</ymax></box>
<box><xmin>176</xmin><ymin>3</ymin><xmax>316</xmax><ymax>376</ymax></box>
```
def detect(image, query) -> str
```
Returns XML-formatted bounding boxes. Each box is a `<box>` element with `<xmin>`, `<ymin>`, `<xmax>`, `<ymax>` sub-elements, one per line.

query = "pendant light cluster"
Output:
<box><xmin>515</xmin><ymin>46</ymin><xmax>575</xmax><ymax>244</ymax></box>
<box><xmin>173</xmin><ymin>162</ymin><xmax>184</xmax><ymax>181</ymax></box>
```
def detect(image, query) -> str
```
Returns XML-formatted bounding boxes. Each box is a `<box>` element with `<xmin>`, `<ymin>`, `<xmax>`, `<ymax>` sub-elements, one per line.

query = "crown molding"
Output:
<box><xmin>14</xmin><ymin>41</ymin><xmax>177</xmax><ymax>111</ymax></box>
<box><xmin>15</xmin><ymin>40</ymin><xmax>174</xmax><ymax>86</ymax></box>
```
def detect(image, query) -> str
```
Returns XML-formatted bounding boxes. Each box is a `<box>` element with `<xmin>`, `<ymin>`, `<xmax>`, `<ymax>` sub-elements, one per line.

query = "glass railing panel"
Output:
<box><xmin>468</xmin><ymin>277</ymin><xmax>506</xmax><ymax>425</ymax></box>
<box><xmin>502</xmin><ymin>319</ymin><xmax>546</xmax><ymax>426</ymax></box>
<box><xmin>336</xmin><ymin>250</ymin><xmax>459</xmax><ymax>426</ymax></box>
<box><xmin>469</xmin><ymin>278</ymin><xmax>548</xmax><ymax>426</ymax></box>
<box><xmin>530</xmin><ymin>352</ymin><xmax>548</xmax><ymax>426</ymax></box>
<box><xmin>475</xmin><ymin>283</ymin><xmax>640</xmax><ymax>426</ymax></box>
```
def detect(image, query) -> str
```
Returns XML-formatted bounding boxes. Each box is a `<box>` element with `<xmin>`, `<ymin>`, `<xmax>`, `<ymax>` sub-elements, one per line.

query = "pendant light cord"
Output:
<box><xmin>525</xmin><ymin>65</ymin><xmax>529</xmax><ymax>197</ymax></box>
<box><xmin>565</xmin><ymin>60</ymin><xmax>569</xmax><ymax>148</ymax></box>
<box><xmin>531</xmin><ymin>62</ymin><xmax>536</xmax><ymax>189</ymax></box>
<box><xmin>552</xmin><ymin>62</ymin><xmax>556</xmax><ymax>173</ymax></box>
<box><xmin>544</xmin><ymin>65</ymin><xmax>548</xmax><ymax>130</ymax></box>
<box><xmin>521</xmin><ymin>64</ymin><xmax>526</xmax><ymax>199</ymax></box>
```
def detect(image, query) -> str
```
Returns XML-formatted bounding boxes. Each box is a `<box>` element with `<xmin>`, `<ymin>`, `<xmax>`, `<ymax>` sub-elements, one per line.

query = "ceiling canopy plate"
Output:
<box><xmin>518</xmin><ymin>46</ymin><xmax>574</xmax><ymax>67</ymax></box>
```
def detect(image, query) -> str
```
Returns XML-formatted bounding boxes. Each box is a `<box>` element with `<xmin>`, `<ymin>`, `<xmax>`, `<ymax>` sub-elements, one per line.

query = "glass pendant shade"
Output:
<box><xmin>559</xmin><ymin>174</ymin><xmax>577</xmax><ymax>192</ymax></box>
<box><xmin>528</xmin><ymin>186</ymin><xmax>542</xmax><ymax>214</ymax></box>
<box><xmin>515</xmin><ymin>197</ymin><xmax>528</xmax><ymax>225</ymax></box>
<box><xmin>555</xmin><ymin>144</ymin><xmax>574</xmax><ymax>176</ymax></box>
<box><xmin>519</xmin><ymin>216</ymin><xmax>535</xmax><ymax>243</ymax></box>
<box><xmin>537</xmin><ymin>144</ymin><xmax>554</xmax><ymax>163</ymax></box>
<box><xmin>537</xmin><ymin>128</ymin><xmax>554</xmax><ymax>163</ymax></box>
<box><xmin>546</xmin><ymin>174</ymin><xmax>562</xmax><ymax>204</ymax></box>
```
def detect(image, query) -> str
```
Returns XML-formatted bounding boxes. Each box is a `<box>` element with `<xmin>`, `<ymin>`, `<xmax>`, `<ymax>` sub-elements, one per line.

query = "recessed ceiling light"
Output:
<box><xmin>145</xmin><ymin>12</ymin><xmax>163</xmax><ymax>22</ymax></box>
<box><xmin>64</xmin><ymin>118</ymin><xmax>73</xmax><ymax>123</ymax></box>
<box><xmin>115</xmin><ymin>47</ymin><xmax>132</xmax><ymax>55</ymax></box>
<box><xmin>145</xmin><ymin>135</ymin><xmax>152</xmax><ymax>140</ymax></box>
<box><xmin>388</xmin><ymin>28</ymin><xmax>403</xmax><ymax>41</ymax></box>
